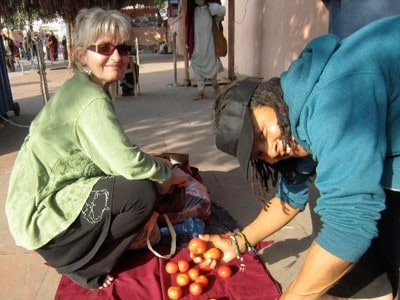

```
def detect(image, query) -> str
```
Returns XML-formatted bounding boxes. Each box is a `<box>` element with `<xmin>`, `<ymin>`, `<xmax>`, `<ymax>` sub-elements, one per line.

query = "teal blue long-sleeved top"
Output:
<box><xmin>278</xmin><ymin>16</ymin><xmax>400</xmax><ymax>262</ymax></box>
<box><xmin>6</xmin><ymin>72</ymin><xmax>172</xmax><ymax>250</ymax></box>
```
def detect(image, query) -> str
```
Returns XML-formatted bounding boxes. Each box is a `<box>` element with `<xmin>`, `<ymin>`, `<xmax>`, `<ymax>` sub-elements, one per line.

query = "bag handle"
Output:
<box><xmin>146</xmin><ymin>214</ymin><xmax>176</xmax><ymax>259</ymax></box>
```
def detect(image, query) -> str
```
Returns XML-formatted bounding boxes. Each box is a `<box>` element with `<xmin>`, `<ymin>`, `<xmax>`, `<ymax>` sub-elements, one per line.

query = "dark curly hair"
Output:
<box><xmin>213</xmin><ymin>77</ymin><xmax>301</xmax><ymax>204</ymax></box>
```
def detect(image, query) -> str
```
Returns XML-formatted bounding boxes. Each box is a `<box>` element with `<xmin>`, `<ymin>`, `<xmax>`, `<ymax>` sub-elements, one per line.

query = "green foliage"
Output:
<box><xmin>0</xmin><ymin>0</ymin><xmax>168</xmax><ymax>27</ymax></box>
<box><xmin>1</xmin><ymin>10</ymin><xmax>38</xmax><ymax>30</ymax></box>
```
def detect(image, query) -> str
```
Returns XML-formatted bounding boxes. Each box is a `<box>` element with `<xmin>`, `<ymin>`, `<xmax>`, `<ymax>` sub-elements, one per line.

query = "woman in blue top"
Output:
<box><xmin>198</xmin><ymin>15</ymin><xmax>400</xmax><ymax>299</ymax></box>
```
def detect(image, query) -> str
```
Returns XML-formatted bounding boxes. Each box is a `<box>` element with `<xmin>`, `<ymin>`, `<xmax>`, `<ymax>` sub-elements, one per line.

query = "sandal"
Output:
<box><xmin>212</xmin><ymin>81</ymin><xmax>220</xmax><ymax>96</ymax></box>
<box><xmin>193</xmin><ymin>91</ymin><xmax>206</xmax><ymax>100</ymax></box>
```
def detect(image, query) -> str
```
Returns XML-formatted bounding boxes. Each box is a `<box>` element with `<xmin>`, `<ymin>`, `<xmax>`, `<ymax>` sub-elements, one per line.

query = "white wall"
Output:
<box><xmin>170</xmin><ymin>0</ymin><xmax>329</xmax><ymax>81</ymax></box>
<box><xmin>221</xmin><ymin>0</ymin><xmax>329</xmax><ymax>79</ymax></box>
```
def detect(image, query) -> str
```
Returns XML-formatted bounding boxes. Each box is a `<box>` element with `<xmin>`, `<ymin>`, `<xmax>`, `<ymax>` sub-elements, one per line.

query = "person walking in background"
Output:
<box><xmin>61</xmin><ymin>35</ymin><xmax>68</xmax><ymax>60</ymax></box>
<box><xmin>22</xmin><ymin>31</ymin><xmax>34</xmax><ymax>61</ymax></box>
<box><xmin>12</xmin><ymin>39</ymin><xmax>23</xmax><ymax>75</ymax></box>
<box><xmin>47</xmin><ymin>31</ymin><xmax>58</xmax><ymax>62</ymax></box>
<box><xmin>186</xmin><ymin>0</ymin><xmax>225</xmax><ymax>100</ymax></box>
<box><xmin>6</xmin><ymin>7</ymin><xmax>188</xmax><ymax>290</ymax></box>
<box><xmin>199</xmin><ymin>15</ymin><xmax>400</xmax><ymax>300</ymax></box>
<box><xmin>2</xmin><ymin>28</ymin><xmax>15</xmax><ymax>72</ymax></box>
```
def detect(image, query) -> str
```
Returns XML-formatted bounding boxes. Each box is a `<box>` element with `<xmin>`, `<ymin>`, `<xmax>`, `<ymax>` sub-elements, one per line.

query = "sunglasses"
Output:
<box><xmin>87</xmin><ymin>43</ymin><xmax>132</xmax><ymax>56</ymax></box>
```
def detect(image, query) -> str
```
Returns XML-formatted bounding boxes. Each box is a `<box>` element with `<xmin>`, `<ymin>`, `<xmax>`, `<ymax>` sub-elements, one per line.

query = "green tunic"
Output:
<box><xmin>6</xmin><ymin>72</ymin><xmax>171</xmax><ymax>250</ymax></box>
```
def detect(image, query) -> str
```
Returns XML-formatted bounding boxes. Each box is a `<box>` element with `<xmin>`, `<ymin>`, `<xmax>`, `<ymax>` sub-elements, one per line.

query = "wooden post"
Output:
<box><xmin>227</xmin><ymin>0</ymin><xmax>235</xmax><ymax>81</ymax></box>
<box><xmin>183</xmin><ymin>0</ymin><xmax>191</xmax><ymax>86</ymax></box>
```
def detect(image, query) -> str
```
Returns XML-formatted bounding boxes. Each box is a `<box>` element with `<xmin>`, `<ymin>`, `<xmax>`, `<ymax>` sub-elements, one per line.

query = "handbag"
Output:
<box><xmin>212</xmin><ymin>17</ymin><xmax>227</xmax><ymax>57</ymax></box>
<box><xmin>155</xmin><ymin>185</ymin><xmax>186</xmax><ymax>215</ymax></box>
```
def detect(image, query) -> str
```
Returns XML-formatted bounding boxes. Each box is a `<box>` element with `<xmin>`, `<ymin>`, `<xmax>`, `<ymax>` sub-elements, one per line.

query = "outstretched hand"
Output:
<box><xmin>195</xmin><ymin>234</ymin><xmax>238</xmax><ymax>266</ymax></box>
<box><xmin>170</xmin><ymin>167</ymin><xmax>189</xmax><ymax>187</ymax></box>
<box><xmin>156</xmin><ymin>166</ymin><xmax>189</xmax><ymax>195</ymax></box>
<box><xmin>152</xmin><ymin>156</ymin><xmax>173</xmax><ymax>168</ymax></box>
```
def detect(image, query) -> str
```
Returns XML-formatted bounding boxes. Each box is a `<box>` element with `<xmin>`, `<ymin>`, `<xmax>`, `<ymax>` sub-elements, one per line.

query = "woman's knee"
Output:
<box><xmin>112</xmin><ymin>177</ymin><xmax>158</xmax><ymax>218</ymax></box>
<box><xmin>109</xmin><ymin>178</ymin><xmax>158</xmax><ymax>238</ymax></box>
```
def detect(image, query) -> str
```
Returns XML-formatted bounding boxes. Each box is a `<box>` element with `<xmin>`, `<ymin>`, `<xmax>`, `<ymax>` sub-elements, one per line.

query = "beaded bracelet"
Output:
<box><xmin>234</xmin><ymin>232</ymin><xmax>257</xmax><ymax>253</ymax></box>
<box><xmin>229</xmin><ymin>234</ymin><xmax>246</xmax><ymax>271</ymax></box>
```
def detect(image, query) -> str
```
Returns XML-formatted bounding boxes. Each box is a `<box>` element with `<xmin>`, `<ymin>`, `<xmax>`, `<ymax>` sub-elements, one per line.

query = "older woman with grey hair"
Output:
<box><xmin>6</xmin><ymin>7</ymin><xmax>188</xmax><ymax>289</ymax></box>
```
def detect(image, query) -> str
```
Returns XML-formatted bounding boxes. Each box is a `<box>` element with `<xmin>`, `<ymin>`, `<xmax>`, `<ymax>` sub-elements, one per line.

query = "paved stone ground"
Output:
<box><xmin>0</xmin><ymin>52</ymin><xmax>314</xmax><ymax>299</ymax></box>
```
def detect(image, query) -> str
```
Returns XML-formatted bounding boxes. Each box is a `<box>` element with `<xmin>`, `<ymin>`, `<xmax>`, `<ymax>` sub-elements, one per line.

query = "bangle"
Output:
<box><xmin>235</xmin><ymin>232</ymin><xmax>257</xmax><ymax>253</ymax></box>
<box><xmin>230</xmin><ymin>234</ymin><xmax>241</xmax><ymax>257</ymax></box>
<box><xmin>230</xmin><ymin>233</ymin><xmax>246</xmax><ymax>271</ymax></box>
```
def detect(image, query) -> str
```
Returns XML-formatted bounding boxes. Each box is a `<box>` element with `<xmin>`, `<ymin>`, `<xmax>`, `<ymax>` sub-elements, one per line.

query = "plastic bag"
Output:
<box><xmin>151</xmin><ymin>152</ymin><xmax>211</xmax><ymax>241</ymax></box>
<box><xmin>160</xmin><ymin>217</ymin><xmax>205</xmax><ymax>239</ymax></box>
<box><xmin>158</xmin><ymin>175</ymin><xmax>211</xmax><ymax>243</ymax></box>
<box><xmin>164</xmin><ymin>176</ymin><xmax>211</xmax><ymax>224</ymax></box>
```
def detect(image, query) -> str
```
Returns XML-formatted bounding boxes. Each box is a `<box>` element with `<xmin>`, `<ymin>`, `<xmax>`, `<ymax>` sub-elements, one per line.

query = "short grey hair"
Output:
<box><xmin>72</xmin><ymin>7</ymin><xmax>133</xmax><ymax>72</ymax></box>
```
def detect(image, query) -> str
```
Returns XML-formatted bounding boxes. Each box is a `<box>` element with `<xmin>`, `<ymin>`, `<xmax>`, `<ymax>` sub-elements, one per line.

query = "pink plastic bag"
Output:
<box><xmin>165</xmin><ymin>176</ymin><xmax>211</xmax><ymax>224</ymax></box>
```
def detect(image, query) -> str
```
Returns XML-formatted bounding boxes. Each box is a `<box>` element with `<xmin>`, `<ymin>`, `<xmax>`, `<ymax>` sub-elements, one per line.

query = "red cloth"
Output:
<box><xmin>55</xmin><ymin>246</ymin><xmax>281</xmax><ymax>300</ymax></box>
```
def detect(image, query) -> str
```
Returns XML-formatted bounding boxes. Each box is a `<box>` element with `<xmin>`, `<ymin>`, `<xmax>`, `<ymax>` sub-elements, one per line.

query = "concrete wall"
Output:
<box><xmin>133</xmin><ymin>27</ymin><xmax>168</xmax><ymax>46</ymax></box>
<box><xmin>224</xmin><ymin>0</ymin><xmax>329</xmax><ymax>79</ymax></box>
<box><xmin>169</xmin><ymin>0</ymin><xmax>329</xmax><ymax>80</ymax></box>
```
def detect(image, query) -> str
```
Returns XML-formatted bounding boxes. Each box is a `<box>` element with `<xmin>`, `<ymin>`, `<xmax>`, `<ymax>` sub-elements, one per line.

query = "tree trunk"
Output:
<box><xmin>66</xmin><ymin>20</ymin><xmax>73</xmax><ymax>69</ymax></box>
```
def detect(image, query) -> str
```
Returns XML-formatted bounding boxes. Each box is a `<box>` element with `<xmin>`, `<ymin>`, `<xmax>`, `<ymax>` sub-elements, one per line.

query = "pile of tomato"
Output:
<box><xmin>166</xmin><ymin>237</ymin><xmax>233</xmax><ymax>300</ymax></box>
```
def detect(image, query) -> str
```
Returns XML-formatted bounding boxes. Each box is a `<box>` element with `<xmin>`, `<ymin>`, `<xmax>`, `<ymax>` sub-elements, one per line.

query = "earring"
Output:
<box><xmin>83</xmin><ymin>65</ymin><xmax>92</xmax><ymax>76</ymax></box>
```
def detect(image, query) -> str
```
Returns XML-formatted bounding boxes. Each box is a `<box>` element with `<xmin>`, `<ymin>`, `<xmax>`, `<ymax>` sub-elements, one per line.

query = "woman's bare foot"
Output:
<box><xmin>98</xmin><ymin>274</ymin><xmax>114</xmax><ymax>289</ymax></box>
<box><xmin>212</xmin><ymin>80</ymin><xmax>220</xmax><ymax>96</ymax></box>
<box><xmin>193</xmin><ymin>90</ymin><xmax>206</xmax><ymax>100</ymax></box>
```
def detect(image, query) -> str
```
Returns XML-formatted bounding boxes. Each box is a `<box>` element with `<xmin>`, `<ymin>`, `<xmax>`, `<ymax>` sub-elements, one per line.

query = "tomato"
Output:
<box><xmin>195</xmin><ymin>274</ymin><xmax>209</xmax><ymax>287</ymax></box>
<box><xmin>188</xmin><ymin>237</ymin><xmax>207</xmax><ymax>255</ymax></box>
<box><xmin>177</xmin><ymin>259</ymin><xmax>190</xmax><ymax>273</ymax></box>
<box><xmin>167</xmin><ymin>286</ymin><xmax>182</xmax><ymax>300</ymax></box>
<box><xmin>217</xmin><ymin>264</ymin><xmax>232</xmax><ymax>279</ymax></box>
<box><xmin>203</xmin><ymin>247</ymin><xmax>222</xmax><ymax>261</ymax></box>
<box><xmin>187</xmin><ymin>267</ymin><xmax>200</xmax><ymax>281</ymax></box>
<box><xmin>176</xmin><ymin>273</ymin><xmax>191</xmax><ymax>287</ymax></box>
<box><xmin>165</xmin><ymin>261</ymin><xmax>179</xmax><ymax>274</ymax></box>
<box><xmin>189</xmin><ymin>282</ymin><xmax>204</xmax><ymax>296</ymax></box>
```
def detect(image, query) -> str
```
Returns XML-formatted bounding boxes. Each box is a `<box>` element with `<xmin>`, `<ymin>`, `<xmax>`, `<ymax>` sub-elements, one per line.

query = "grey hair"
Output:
<box><xmin>72</xmin><ymin>7</ymin><xmax>133</xmax><ymax>72</ymax></box>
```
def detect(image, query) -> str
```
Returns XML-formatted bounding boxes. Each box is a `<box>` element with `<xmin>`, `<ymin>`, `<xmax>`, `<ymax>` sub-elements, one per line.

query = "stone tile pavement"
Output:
<box><xmin>0</xmin><ymin>52</ymin><xmax>314</xmax><ymax>299</ymax></box>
